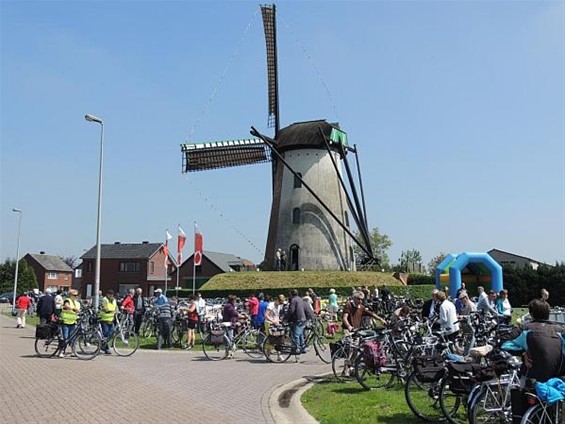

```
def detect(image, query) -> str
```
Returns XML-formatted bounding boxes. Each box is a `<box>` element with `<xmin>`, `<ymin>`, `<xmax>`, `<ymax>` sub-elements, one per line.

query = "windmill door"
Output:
<box><xmin>289</xmin><ymin>244</ymin><xmax>300</xmax><ymax>271</ymax></box>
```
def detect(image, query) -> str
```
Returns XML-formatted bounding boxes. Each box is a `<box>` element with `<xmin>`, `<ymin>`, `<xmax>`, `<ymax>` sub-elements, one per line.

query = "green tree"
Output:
<box><xmin>396</xmin><ymin>249</ymin><xmax>423</xmax><ymax>273</ymax></box>
<box><xmin>353</xmin><ymin>227</ymin><xmax>393</xmax><ymax>271</ymax></box>
<box><xmin>0</xmin><ymin>259</ymin><xmax>38</xmax><ymax>294</ymax></box>
<box><xmin>427</xmin><ymin>252</ymin><xmax>448</xmax><ymax>276</ymax></box>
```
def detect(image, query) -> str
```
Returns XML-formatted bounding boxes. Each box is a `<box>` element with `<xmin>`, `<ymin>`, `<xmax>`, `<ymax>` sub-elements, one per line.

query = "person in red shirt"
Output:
<box><xmin>247</xmin><ymin>294</ymin><xmax>259</xmax><ymax>329</ymax></box>
<box><xmin>120</xmin><ymin>289</ymin><xmax>135</xmax><ymax>315</ymax></box>
<box><xmin>16</xmin><ymin>294</ymin><xmax>32</xmax><ymax>328</ymax></box>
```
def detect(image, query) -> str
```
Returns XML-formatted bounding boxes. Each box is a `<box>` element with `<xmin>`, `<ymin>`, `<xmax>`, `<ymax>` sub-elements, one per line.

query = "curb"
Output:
<box><xmin>269</xmin><ymin>372</ymin><xmax>333</xmax><ymax>424</ymax></box>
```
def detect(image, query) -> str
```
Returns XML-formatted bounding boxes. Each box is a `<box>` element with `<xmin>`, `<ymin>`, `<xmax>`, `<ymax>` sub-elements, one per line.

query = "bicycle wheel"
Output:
<box><xmin>404</xmin><ymin>372</ymin><xmax>446</xmax><ymax>422</ymax></box>
<box><xmin>520</xmin><ymin>403</ymin><xmax>555</xmax><ymax>424</ymax></box>
<box><xmin>35</xmin><ymin>335</ymin><xmax>61</xmax><ymax>358</ymax></box>
<box><xmin>438</xmin><ymin>378</ymin><xmax>467</xmax><ymax>424</ymax></box>
<box><xmin>354</xmin><ymin>355</ymin><xmax>395</xmax><ymax>390</ymax></box>
<box><xmin>202</xmin><ymin>334</ymin><xmax>229</xmax><ymax>361</ymax></box>
<box><xmin>112</xmin><ymin>330</ymin><xmax>139</xmax><ymax>357</ymax></box>
<box><xmin>173</xmin><ymin>324</ymin><xmax>188</xmax><ymax>348</ymax></box>
<box><xmin>241</xmin><ymin>330</ymin><xmax>265</xmax><ymax>359</ymax></box>
<box><xmin>140</xmin><ymin>319</ymin><xmax>154</xmax><ymax>338</ymax></box>
<box><xmin>469</xmin><ymin>385</ymin><xmax>510</xmax><ymax>424</ymax></box>
<box><xmin>331</xmin><ymin>346</ymin><xmax>357</xmax><ymax>382</ymax></box>
<box><xmin>73</xmin><ymin>332</ymin><xmax>101</xmax><ymax>360</ymax></box>
<box><xmin>263</xmin><ymin>335</ymin><xmax>292</xmax><ymax>363</ymax></box>
<box><xmin>313</xmin><ymin>335</ymin><xmax>331</xmax><ymax>364</ymax></box>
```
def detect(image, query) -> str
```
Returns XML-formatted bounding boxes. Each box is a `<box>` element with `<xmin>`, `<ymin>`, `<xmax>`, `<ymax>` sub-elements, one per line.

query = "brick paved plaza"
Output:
<box><xmin>0</xmin><ymin>313</ymin><xmax>330</xmax><ymax>424</ymax></box>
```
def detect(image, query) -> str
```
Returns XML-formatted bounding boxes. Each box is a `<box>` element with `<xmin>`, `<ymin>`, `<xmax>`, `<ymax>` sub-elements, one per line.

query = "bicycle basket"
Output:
<box><xmin>268</xmin><ymin>326</ymin><xmax>286</xmax><ymax>337</ymax></box>
<box><xmin>412</xmin><ymin>355</ymin><xmax>445</xmax><ymax>383</ymax></box>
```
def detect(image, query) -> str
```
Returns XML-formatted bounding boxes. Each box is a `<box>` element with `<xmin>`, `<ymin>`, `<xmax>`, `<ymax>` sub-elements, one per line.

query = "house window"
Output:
<box><xmin>86</xmin><ymin>262</ymin><xmax>93</xmax><ymax>272</ymax></box>
<box><xmin>47</xmin><ymin>272</ymin><xmax>57</xmax><ymax>279</ymax></box>
<box><xmin>294</xmin><ymin>173</ymin><xmax>302</xmax><ymax>188</ymax></box>
<box><xmin>292</xmin><ymin>208</ymin><xmax>301</xmax><ymax>224</ymax></box>
<box><xmin>150</xmin><ymin>261</ymin><xmax>155</xmax><ymax>274</ymax></box>
<box><xmin>119</xmin><ymin>262</ymin><xmax>140</xmax><ymax>272</ymax></box>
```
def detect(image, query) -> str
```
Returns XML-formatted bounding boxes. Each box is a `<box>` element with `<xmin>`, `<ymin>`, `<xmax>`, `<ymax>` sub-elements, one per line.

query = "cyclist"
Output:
<box><xmin>99</xmin><ymin>289</ymin><xmax>117</xmax><ymax>355</ymax></box>
<box><xmin>59</xmin><ymin>289</ymin><xmax>81</xmax><ymax>358</ymax></box>
<box><xmin>287</xmin><ymin>289</ymin><xmax>308</xmax><ymax>354</ymax></box>
<box><xmin>342</xmin><ymin>291</ymin><xmax>386</xmax><ymax>332</ymax></box>
<box><xmin>502</xmin><ymin>298</ymin><xmax>565</xmax><ymax>382</ymax></box>
<box><xmin>184</xmin><ymin>294</ymin><xmax>199</xmax><ymax>350</ymax></box>
<box><xmin>222</xmin><ymin>295</ymin><xmax>246</xmax><ymax>350</ymax></box>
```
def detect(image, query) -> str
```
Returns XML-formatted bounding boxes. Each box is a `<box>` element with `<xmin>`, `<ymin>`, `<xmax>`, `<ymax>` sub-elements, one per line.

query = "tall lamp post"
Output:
<box><xmin>85</xmin><ymin>113</ymin><xmax>104</xmax><ymax>312</ymax></box>
<box><xmin>12</xmin><ymin>208</ymin><xmax>23</xmax><ymax>312</ymax></box>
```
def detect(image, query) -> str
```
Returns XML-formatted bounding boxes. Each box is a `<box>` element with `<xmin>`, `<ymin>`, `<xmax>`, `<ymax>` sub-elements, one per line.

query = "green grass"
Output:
<box><xmin>302</xmin><ymin>380</ymin><xmax>424</xmax><ymax>424</ymax></box>
<box><xmin>202</xmin><ymin>271</ymin><xmax>401</xmax><ymax>291</ymax></box>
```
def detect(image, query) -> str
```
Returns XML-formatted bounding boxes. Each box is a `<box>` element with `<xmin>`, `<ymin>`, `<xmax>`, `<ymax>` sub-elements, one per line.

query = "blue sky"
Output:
<box><xmin>1</xmin><ymin>0</ymin><xmax>563</xmax><ymax>269</ymax></box>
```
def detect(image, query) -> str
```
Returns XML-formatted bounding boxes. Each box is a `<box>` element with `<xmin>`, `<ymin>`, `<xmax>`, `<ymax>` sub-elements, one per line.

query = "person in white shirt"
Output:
<box><xmin>438</xmin><ymin>291</ymin><xmax>459</xmax><ymax>340</ymax></box>
<box><xmin>196</xmin><ymin>292</ymin><xmax>207</xmax><ymax>333</ymax></box>
<box><xmin>265</xmin><ymin>294</ymin><xmax>286</xmax><ymax>328</ymax></box>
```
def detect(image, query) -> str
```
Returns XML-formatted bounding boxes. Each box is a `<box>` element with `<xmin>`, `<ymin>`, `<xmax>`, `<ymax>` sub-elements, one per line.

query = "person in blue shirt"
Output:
<box><xmin>154</xmin><ymin>288</ymin><xmax>168</xmax><ymax>306</ymax></box>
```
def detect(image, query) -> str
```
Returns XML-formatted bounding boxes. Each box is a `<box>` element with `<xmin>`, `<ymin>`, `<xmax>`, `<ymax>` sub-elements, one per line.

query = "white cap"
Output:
<box><xmin>155</xmin><ymin>288</ymin><xmax>162</xmax><ymax>293</ymax></box>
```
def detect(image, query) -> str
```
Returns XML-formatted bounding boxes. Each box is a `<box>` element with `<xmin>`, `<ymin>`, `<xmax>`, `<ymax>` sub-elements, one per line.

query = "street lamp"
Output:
<box><xmin>12</xmin><ymin>208</ymin><xmax>23</xmax><ymax>312</ymax></box>
<box><xmin>85</xmin><ymin>113</ymin><xmax>104</xmax><ymax>312</ymax></box>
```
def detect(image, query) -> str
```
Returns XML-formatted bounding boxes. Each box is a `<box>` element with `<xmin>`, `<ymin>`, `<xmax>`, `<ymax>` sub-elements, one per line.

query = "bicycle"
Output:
<box><xmin>201</xmin><ymin>319</ymin><xmax>266</xmax><ymax>360</ymax></box>
<box><xmin>262</xmin><ymin>321</ymin><xmax>330</xmax><ymax>363</ymax></box>
<box><xmin>34</xmin><ymin>312</ymin><xmax>101</xmax><ymax>360</ymax></box>
<box><xmin>97</xmin><ymin>311</ymin><xmax>140</xmax><ymax>357</ymax></box>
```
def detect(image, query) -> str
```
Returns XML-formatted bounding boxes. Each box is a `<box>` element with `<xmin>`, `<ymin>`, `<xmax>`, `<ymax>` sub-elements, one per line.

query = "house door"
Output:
<box><xmin>289</xmin><ymin>244</ymin><xmax>300</xmax><ymax>271</ymax></box>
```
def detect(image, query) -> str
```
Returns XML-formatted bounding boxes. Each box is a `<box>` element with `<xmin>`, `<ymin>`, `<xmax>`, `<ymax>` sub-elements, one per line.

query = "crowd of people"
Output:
<box><xmin>16</xmin><ymin>282</ymin><xmax>565</xmax><ymax>386</ymax></box>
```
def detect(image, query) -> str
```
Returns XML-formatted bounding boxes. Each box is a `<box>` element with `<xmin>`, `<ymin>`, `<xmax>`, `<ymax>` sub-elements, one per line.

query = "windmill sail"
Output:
<box><xmin>181</xmin><ymin>139</ymin><xmax>271</xmax><ymax>172</ymax></box>
<box><xmin>260</xmin><ymin>4</ymin><xmax>279</xmax><ymax>135</ymax></box>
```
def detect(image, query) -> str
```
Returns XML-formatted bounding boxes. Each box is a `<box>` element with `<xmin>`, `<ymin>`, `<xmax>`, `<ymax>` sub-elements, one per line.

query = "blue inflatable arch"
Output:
<box><xmin>436</xmin><ymin>252</ymin><xmax>503</xmax><ymax>299</ymax></box>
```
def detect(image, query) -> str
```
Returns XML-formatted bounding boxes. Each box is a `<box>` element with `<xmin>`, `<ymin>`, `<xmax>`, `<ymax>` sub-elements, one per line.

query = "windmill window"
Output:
<box><xmin>294</xmin><ymin>173</ymin><xmax>302</xmax><ymax>188</ymax></box>
<box><xmin>344</xmin><ymin>211</ymin><xmax>349</xmax><ymax>227</ymax></box>
<box><xmin>292</xmin><ymin>208</ymin><xmax>301</xmax><ymax>224</ymax></box>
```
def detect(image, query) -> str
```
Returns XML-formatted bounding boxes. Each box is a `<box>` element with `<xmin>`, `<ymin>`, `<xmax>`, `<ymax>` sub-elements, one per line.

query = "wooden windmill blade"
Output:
<box><xmin>260</xmin><ymin>4</ymin><xmax>280</xmax><ymax>136</ymax></box>
<box><xmin>181</xmin><ymin>138</ymin><xmax>271</xmax><ymax>173</ymax></box>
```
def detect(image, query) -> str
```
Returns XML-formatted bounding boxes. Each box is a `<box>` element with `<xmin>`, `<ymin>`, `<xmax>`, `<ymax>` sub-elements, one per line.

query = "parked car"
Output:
<box><xmin>0</xmin><ymin>292</ymin><xmax>17</xmax><ymax>303</ymax></box>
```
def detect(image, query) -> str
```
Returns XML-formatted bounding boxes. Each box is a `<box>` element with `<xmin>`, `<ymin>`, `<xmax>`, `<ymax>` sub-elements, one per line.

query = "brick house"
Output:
<box><xmin>80</xmin><ymin>241</ymin><xmax>176</xmax><ymax>298</ymax></box>
<box><xmin>170</xmin><ymin>250</ymin><xmax>256</xmax><ymax>292</ymax></box>
<box><xmin>23</xmin><ymin>253</ymin><xmax>73</xmax><ymax>292</ymax></box>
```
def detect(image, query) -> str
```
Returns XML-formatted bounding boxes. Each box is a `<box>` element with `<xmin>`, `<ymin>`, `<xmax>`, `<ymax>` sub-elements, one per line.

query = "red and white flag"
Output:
<box><xmin>194</xmin><ymin>223</ymin><xmax>203</xmax><ymax>266</ymax></box>
<box><xmin>161</xmin><ymin>230</ymin><xmax>173</xmax><ymax>269</ymax></box>
<box><xmin>177</xmin><ymin>225</ymin><xmax>187</xmax><ymax>265</ymax></box>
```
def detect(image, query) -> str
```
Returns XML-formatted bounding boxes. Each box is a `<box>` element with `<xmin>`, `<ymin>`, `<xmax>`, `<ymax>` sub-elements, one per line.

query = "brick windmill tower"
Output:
<box><xmin>181</xmin><ymin>5</ymin><xmax>375</xmax><ymax>271</ymax></box>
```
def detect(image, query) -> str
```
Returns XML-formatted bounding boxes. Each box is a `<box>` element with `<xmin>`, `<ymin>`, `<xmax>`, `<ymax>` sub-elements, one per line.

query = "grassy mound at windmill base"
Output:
<box><xmin>196</xmin><ymin>271</ymin><xmax>434</xmax><ymax>299</ymax></box>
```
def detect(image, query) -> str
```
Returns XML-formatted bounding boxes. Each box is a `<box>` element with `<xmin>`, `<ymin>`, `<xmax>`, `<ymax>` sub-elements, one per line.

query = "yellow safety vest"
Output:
<box><xmin>60</xmin><ymin>298</ymin><xmax>81</xmax><ymax>325</ymax></box>
<box><xmin>99</xmin><ymin>297</ymin><xmax>117</xmax><ymax>323</ymax></box>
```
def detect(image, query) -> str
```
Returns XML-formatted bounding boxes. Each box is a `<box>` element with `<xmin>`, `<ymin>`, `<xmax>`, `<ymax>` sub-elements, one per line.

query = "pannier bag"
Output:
<box><xmin>363</xmin><ymin>339</ymin><xmax>387</xmax><ymax>370</ymax></box>
<box><xmin>447</xmin><ymin>362</ymin><xmax>496</xmax><ymax>394</ymax></box>
<box><xmin>412</xmin><ymin>355</ymin><xmax>445</xmax><ymax>383</ymax></box>
<box><xmin>209</xmin><ymin>327</ymin><xmax>225</xmax><ymax>345</ymax></box>
<box><xmin>35</xmin><ymin>323</ymin><xmax>56</xmax><ymax>340</ymax></box>
<box><xmin>330</xmin><ymin>341</ymin><xmax>346</xmax><ymax>358</ymax></box>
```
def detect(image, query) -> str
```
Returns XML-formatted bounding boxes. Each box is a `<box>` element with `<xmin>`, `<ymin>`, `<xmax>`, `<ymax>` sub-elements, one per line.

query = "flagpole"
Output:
<box><xmin>176</xmin><ymin>224</ymin><xmax>180</xmax><ymax>297</ymax></box>
<box><xmin>165</xmin><ymin>229</ymin><xmax>168</xmax><ymax>296</ymax></box>
<box><xmin>192</xmin><ymin>221</ymin><xmax>196</xmax><ymax>295</ymax></box>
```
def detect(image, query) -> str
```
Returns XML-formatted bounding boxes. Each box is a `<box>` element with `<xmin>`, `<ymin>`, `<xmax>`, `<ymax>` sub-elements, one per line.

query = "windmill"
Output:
<box><xmin>181</xmin><ymin>4</ymin><xmax>375</xmax><ymax>271</ymax></box>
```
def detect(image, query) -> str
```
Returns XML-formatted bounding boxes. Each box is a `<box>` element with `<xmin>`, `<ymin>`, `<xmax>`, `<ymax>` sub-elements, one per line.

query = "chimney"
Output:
<box><xmin>114</xmin><ymin>241</ymin><xmax>121</xmax><ymax>245</ymax></box>
<box><xmin>142</xmin><ymin>241</ymin><xmax>149</xmax><ymax>244</ymax></box>
<box><xmin>40</xmin><ymin>251</ymin><xmax>46</xmax><ymax>255</ymax></box>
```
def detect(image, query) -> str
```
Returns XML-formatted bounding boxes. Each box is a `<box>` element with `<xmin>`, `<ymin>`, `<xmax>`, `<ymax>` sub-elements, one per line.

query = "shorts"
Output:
<box><xmin>187</xmin><ymin>320</ymin><xmax>197</xmax><ymax>330</ymax></box>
